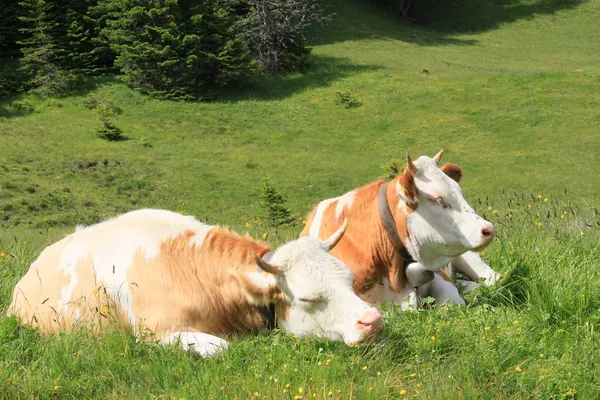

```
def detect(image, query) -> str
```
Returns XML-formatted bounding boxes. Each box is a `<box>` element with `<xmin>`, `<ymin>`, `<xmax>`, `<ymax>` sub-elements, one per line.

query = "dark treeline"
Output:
<box><xmin>0</xmin><ymin>0</ymin><xmax>327</xmax><ymax>100</ymax></box>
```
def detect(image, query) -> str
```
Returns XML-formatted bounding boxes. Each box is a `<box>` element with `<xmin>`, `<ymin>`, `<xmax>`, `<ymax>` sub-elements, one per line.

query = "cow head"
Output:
<box><xmin>396</xmin><ymin>150</ymin><xmax>495</xmax><ymax>271</ymax></box>
<box><xmin>236</xmin><ymin>221</ymin><xmax>383</xmax><ymax>345</ymax></box>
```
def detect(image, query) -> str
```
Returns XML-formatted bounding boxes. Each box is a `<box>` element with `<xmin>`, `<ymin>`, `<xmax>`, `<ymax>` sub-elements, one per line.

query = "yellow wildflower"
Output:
<box><xmin>416</xmin><ymin>384</ymin><xmax>421</xmax><ymax>388</ymax></box>
<box><xmin>328</xmin><ymin>392</ymin><xmax>333</xmax><ymax>397</ymax></box>
<box><xmin>302</xmin><ymin>220</ymin><xmax>307</xmax><ymax>225</ymax></box>
<box><xmin>484</xmin><ymin>327</ymin><xmax>491</xmax><ymax>331</ymax></box>
<box><xmin>448</xmin><ymin>375</ymin><xmax>452</xmax><ymax>379</ymax></box>
<box><xmin>377</xmin><ymin>372</ymin><xmax>382</xmax><ymax>376</ymax></box>
<box><xmin>286</xmin><ymin>384</ymin><xmax>290</xmax><ymax>388</ymax></box>
<box><xmin>254</xmin><ymin>392</ymin><xmax>259</xmax><ymax>397</ymax></box>
<box><xmin>539</xmin><ymin>354</ymin><xmax>545</xmax><ymax>358</ymax></box>
<box><xmin>515</xmin><ymin>367</ymin><xmax>522</xmax><ymax>372</ymax></box>
<box><xmin>0</xmin><ymin>252</ymin><xmax>5</xmax><ymax>257</ymax></box>
<box><xmin>317</xmin><ymin>362</ymin><xmax>322</xmax><ymax>366</ymax></box>
<box><xmin>580</xmin><ymin>231</ymin><xmax>585</xmax><ymax>236</ymax></box>
<box><xmin>410</xmin><ymin>373</ymin><xmax>416</xmax><ymax>377</ymax></box>
<box><xmin>400</xmin><ymin>389</ymin><xmax>407</xmax><ymax>395</ymax></box>
<box><xmin>298</xmin><ymin>387</ymin><xmax>303</xmax><ymax>394</ymax></box>
<box><xmin>262</xmin><ymin>233</ymin><xmax>268</xmax><ymax>239</ymax></box>
<box><xmin>487</xmin><ymin>206</ymin><xmax>492</xmax><ymax>211</ymax></box>
<box><xmin>368</xmin><ymin>387</ymin><xmax>373</xmax><ymax>391</ymax></box>
<box><xmin>362</xmin><ymin>365</ymin><xmax>368</xmax><ymax>371</ymax></box>
<box><xmin>544</xmin><ymin>198</ymin><xmax>548</xmax><ymax>202</ymax></box>
<box><xmin>326</xmin><ymin>359</ymin><xmax>331</xmax><ymax>365</ymax></box>
<box><xmin>431</xmin><ymin>336</ymin><xmax>436</xmax><ymax>341</ymax></box>
<box><xmin>537</xmin><ymin>194</ymin><xmax>542</xmax><ymax>199</ymax></box>
<box><xmin>513</xmin><ymin>320</ymin><xmax>519</xmax><ymax>325</ymax></box>
<box><xmin>492</xmin><ymin>210</ymin><xmax>497</xmax><ymax>214</ymax></box>
<box><xmin>245</xmin><ymin>222</ymin><xmax>251</xmax><ymax>228</ymax></box>
<box><xmin>490</xmin><ymin>339</ymin><xmax>495</xmax><ymax>343</ymax></box>
<box><xmin>528</xmin><ymin>204</ymin><xmax>532</xmax><ymax>209</ymax></box>
<box><xmin>100</xmin><ymin>305</ymin><xmax>108</xmax><ymax>313</ymax></box>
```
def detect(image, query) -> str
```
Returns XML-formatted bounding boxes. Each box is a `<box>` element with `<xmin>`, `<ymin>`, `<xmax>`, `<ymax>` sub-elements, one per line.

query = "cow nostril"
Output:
<box><xmin>482</xmin><ymin>225</ymin><xmax>496</xmax><ymax>239</ymax></box>
<box><xmin>358</xmin><ymin>311</ymin><xmax>384</xmax><ymax>330</ymax></box>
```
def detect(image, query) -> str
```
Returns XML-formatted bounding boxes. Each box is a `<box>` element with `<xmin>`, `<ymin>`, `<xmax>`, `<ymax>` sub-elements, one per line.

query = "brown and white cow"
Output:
<box><xmin>8</xmin><ymin>209</ymin><xmax>383</xmax><ymax>356</ymax></box>
<box><xmin>300</xmin><ymin>151</ymin><xmax>499</xmax><ymax>309</ymax></box>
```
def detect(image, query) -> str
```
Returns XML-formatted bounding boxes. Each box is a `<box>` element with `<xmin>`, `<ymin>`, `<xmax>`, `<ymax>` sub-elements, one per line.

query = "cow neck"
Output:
<box><xmin>377</xmin><ymin>181</ymin><xmax>414</xmax><ymax>270</ymax></box>
<box><xmin>257</xmin><ymin>251</ymin><xmax>277</xmax><ymax>330</ymax></box>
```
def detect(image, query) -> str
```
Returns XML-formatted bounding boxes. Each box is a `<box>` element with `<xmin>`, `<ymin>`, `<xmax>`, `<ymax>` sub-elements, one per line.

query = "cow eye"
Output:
<box><xmin>432</xmin><ymin>197</ymin><xmax>451</xmax><ymax>210</ymax></box>
<box><xmin>298</xmin><ymin>297</ymin><xmax>323</xmax><ymax>304</ymax></box>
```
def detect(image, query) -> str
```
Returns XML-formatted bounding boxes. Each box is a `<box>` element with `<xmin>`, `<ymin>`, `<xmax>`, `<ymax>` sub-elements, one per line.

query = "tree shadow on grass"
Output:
<box><xmin>408</xmin><ymin>0</ymin><xmax>589</xmax><ymax>34</ymax></box>
<box><xmin>309</xmin><ymin>0</ymin><xmax>588</xmax><ymax>47</ymax></box>
<box><xmin>217</xmin><ymin>54</ymin><xmax>383</xmax><ymax>103</ymax></box>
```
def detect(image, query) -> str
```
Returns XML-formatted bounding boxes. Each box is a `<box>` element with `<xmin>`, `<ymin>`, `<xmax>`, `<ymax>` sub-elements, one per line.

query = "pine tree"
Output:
<box><xmin>100</xmin><ymin>0</ymin><xmax>254</xmax><ymax>100</ymax></box>
<box><xmin>0</xmin><ymin>0</ymin><xmax>23</xmax><ymax>59</ymax></box>
<box><xmin>259</xmin><ymin>176</ymin><xmax>295</xmax><ymax>227</ymax></box>
<box><xmin>18</xmin><ymin>0</ymin><xmax>74</xmax><ymax>95</ymax></box>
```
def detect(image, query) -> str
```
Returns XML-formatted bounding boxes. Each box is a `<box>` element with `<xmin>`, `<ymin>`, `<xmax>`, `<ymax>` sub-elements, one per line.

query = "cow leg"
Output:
<box><xmin>417</xmin><ymin>273</ymin><xmax>465</xmax><ymax>306</ymax></box>
<box><xmin>451</xmin><ymin>251</ymin><xmax>501</xmax><ymax>285</ymax></box>
<box><xmin>160</xmin><ymin>331</ymin><xmax>229</xmax><ymax>357</ymax></box>
<box><xmin>455</xmin><ymin>279</ymin><xmax>481</xmax><ymax>293</ymax></box>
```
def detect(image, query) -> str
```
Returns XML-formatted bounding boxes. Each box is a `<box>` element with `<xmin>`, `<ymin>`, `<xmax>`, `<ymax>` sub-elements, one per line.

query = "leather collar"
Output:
<box><xmin>378</xmin><ymin>181</ymin><xmax>414</xmax><ymax>271</ymax></box>
<box><xmin>257</xmin><ymin>251</ymin><xmax>277</xmax><ymax>329</ymax></box>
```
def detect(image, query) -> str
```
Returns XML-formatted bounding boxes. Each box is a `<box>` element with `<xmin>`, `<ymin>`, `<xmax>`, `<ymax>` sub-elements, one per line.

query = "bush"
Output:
<box><xmin>95</xmin><ymin>101</ymin><xmax>124</xmax><ymax>141</ymax></box>
<box><xmin>335</xmin><ymin>90</ymin><xmax>362</xmax><ymax>108</ymax></box>
<box><xmin>259</xmin><ymin>176</ymin><xmax>295</xmax><ymax>227</ymax></box>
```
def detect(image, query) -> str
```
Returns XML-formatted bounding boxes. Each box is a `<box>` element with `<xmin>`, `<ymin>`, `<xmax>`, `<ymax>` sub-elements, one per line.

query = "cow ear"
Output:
<box><xmin>440</xmin><ymin>163</ymin><xmax>463</xmax><ymax>183</ymax></box>
<box><xmin>399</xmin><ymin>153</ymin><xmax>419</xmax><ymax>207</ymax></box>
<box><xmin>230</xmin><ymin>270</ymin><xmax>284</xmax><ymax>306</ymax></box>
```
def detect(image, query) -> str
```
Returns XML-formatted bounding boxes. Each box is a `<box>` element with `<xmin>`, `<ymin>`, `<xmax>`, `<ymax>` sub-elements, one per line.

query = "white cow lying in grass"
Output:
<box><xmin>8</xmin><ymin>209</ymin><xmax>383</xmax><ymax>356</ymax></box>
<box><xmin>301</xmin><ymin>150</ymin><xmax>500</xmax><ymax>309</ymax></box>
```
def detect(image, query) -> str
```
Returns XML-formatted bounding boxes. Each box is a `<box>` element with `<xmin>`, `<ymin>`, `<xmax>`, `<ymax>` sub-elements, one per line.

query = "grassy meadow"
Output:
<box><xmin>1</xmin><ymin>0</ymin><xmax>600</xmax><ymax>398</ymax></box>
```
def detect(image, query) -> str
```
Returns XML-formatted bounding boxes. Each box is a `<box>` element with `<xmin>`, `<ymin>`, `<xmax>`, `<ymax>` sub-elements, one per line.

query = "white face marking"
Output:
<box><xmin>405</xmin><ymin>156</ymin><xmax>494</xmax><ymax>271</ymax></box>
<box><xmin>58</xmin><ymin>209</ymin><xmax>215</xmax><ymax>330</ymax></box>
<box><xmin>268</xmin><ymin>236</ymin><xmax>382</xmax><ymax>345</ymax></box>
<box><xmin>309</xmin><ymin>197</ymin><xmax>339</xmax><ymax>238</ymax></box>
<box><xmin>335</xmin><ymin>190</ymin><xmax>357</xmax><ymax>220</ymax></box>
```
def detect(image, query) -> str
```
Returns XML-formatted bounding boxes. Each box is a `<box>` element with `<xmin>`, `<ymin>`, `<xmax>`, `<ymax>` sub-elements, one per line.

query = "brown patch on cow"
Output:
<box><xmin>125</xmin><ymin>228</ymin><xmax>280</xmax><ymax>339</ymax></box>
<box><xmin>301</xmin><ymin>180</ymin><xmax>412</xmax><ymax>295</ymax></box>
<box><xmin>229</xmin><ymin>269</ymin><xmax>284</xmax><ymax>306</ymax></box>
<box><xmin>440</xmin><ymin>163</ymin><xmax>463</xmax><ymax>183</ymax></box>
<box><xmin>399</xmin><ymin>164</ymin><xmax>419</xmax><ymax>208</ymax></box>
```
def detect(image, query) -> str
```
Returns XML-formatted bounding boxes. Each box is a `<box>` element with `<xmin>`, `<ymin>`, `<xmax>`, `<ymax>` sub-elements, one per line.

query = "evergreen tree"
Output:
<box><xmin>0</xmin><ymin>0</ymin><xmax>24</xmax><ymax>58</ymax></box>
<box><xmin>100</xmin><ymin>0</ymin><xmax>255</xmax><ymax>100</ymax></box>
<box><xmin>18</xmin><ymin>0</ymin><xmax>74</xmax><ymax>95</ymax></box>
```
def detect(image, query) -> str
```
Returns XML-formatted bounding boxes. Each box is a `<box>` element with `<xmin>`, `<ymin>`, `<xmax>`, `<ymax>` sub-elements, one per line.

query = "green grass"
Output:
<box><xmin>1</xmin><ymin>0</ymin><xmax>600</xmax><ymax>398</ymax></box>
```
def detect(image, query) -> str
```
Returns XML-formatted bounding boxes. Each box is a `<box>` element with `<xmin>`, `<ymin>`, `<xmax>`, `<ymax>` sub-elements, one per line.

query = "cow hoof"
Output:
<box><xmin>160</xmin><ymin>331</ymin><xmax>229</xmax><ymax>357</ymax></box>
<box><xmin>405</xmin><ymin>262</ymin><xmax>435</xmax><ymax>287</ymax></box>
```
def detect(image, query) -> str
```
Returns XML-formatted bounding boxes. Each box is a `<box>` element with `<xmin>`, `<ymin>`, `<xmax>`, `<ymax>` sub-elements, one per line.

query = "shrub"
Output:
<box><xmin>259</xmin><ymin>176</ymin><xmax>295</xmax><ymax>227</ymax></box>
<box><xmin>380</xmin><ymin>159</ymin><xmax>405</xmax><ymax>180</ymax></box>
<box><xmin>335</xmin><ymin>90</ymin><xmax>362</xmax><ymax>108</ymax></box>
<box><xmin>95</xmin><ymin>101</ymin><xmax>123</xmax><ymax>141</ymax></box>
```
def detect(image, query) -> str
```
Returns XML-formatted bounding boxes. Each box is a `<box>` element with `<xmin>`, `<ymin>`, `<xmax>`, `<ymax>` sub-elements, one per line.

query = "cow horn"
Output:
<box><xmin>405</xmin><ymin>153</ymin><xmax>417</xmax><ymax>174</ymax></box>
<box><xmin>255</xmin><ymin>255</ymin><xmax>278</xmax><ymax>275</ymax></box>
<box><xmin>433</xmin><ymin>149</ymin><xmax>444</xmax><ymax>164</ymax></box>
<box><xmin>323</xmin><ymin>219</ymin><xmax>348</xmax><ymax>251</ymax></box>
